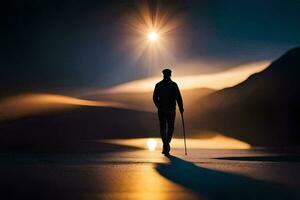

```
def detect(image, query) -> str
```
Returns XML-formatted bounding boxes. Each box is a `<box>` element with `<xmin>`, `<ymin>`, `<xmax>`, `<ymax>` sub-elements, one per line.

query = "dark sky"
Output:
<box><xmin>1</xmin><ymin>0</ymin><xmax>300</xmax><ymax>94</ymax></box>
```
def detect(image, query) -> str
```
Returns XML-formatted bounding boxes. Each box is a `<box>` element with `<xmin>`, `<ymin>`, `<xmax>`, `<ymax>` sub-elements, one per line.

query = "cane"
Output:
<box><xmin>181</xmin><ymin>113</ymin><xmax>187</xmax><ymax>155</ymax></box>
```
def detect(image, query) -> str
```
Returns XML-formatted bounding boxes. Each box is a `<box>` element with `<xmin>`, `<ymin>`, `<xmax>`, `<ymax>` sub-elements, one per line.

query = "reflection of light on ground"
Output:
<box><xmin>95</xmin><ymin>162</ymin><xmax>198</xmax><ymax>199</ymax></box>
<box><xmin>130</xmin><ymin>165</ymin><xmax>170</xmax><ymax>199</ymax></box>
<box><xmin>103</xmin><ymin>135</ymin><xmax>251</xmax><ymax>150</ymax></box>
<box><xmin>147</xmin><ymin>138</ymin><xmax>157</xmax><ymax>151</ymax></box>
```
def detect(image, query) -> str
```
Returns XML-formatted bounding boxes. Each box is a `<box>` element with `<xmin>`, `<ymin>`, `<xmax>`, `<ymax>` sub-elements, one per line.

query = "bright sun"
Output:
<box><xmin>147</xmin><ymin>31</ymin><xmax>159</xmax><ymax>42</ymax></box>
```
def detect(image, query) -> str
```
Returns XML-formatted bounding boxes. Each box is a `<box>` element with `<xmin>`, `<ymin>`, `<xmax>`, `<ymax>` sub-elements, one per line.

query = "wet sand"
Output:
<box><xmin>1</xmin><ymin>145</ymin><xmax>300</xmax><ymax>200</ymax></box>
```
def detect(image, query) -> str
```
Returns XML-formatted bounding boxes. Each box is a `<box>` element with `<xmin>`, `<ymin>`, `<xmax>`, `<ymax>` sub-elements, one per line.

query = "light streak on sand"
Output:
<box><xmin>0</xmin><ymin>94</ymin><xmax>129</xmax><ymax>121</ymax></box>
<box><xmin>102</xmin><ymin>60</ymin><xmax>270</xmax><ymax>94</ymax></box>
<box><xmin>103</xmin><ymin>135</ymin><xmax>251</xmax><ymax>150</ymax></box>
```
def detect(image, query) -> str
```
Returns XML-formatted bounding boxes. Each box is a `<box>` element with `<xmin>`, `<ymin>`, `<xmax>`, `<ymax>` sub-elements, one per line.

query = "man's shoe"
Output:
<box><xmin>164</xmin><ymin>152</ymin><xmax>171</xmax><ymax>157</ymax></box>
<box><xmin>162</xmin><ymin>143</ymin><xmax>171</xmax><ymax>155</ymax></box>
<box><xmin>162</xmin><ymin>144</ymin><xmax>170</xmax><ymax>156</ymax></box>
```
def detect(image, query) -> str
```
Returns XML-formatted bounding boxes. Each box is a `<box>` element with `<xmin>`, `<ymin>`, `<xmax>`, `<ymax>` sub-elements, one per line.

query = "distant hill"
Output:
<box><xmin>0</xmin><ymin>94</ymin><xmax>157</xmax><ymax>152</ymax></box>
<box><xmin>187</xmin><ymin>47</ymin><xmax>300</xmax><ymax>145</ymax></box>
<box><xmin>0</xmin><ymin>106</ymin><xmax>157</xmax><ymax>152</ymax></box>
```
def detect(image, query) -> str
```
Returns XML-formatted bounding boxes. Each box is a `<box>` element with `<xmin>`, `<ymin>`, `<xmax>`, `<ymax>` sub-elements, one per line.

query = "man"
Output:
<box><xmin>153</xmin><ymin>69</ymin><xmax>184</xmax><ymax>156</ymax></box>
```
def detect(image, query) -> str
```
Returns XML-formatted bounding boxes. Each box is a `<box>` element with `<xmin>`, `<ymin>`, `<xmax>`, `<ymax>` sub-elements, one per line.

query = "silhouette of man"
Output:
<box><xmin>153</xmin><ymin>69</ymin><xmax>184</xmax><ymax>156</ymax></box>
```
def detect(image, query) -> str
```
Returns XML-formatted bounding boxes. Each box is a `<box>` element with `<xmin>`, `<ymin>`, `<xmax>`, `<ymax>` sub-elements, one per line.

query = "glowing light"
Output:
<box><xmin>147</xmin><ymin>31</ymin><xmax>159</xmax><ymax>42</ymax></box>
<box><xmin>146</xmin><ymin>138</ymin><xmax>157</xmax><ymax>151</ymax></box>
<box><xmin>123</xmin><ymin>1</ymin><xmax>182</xmax><ymax>71</ymax></box>
<box><xmin>103</xmin><ymin>135</ymin><xmax>251</xmax><ymax>150</ymax></box>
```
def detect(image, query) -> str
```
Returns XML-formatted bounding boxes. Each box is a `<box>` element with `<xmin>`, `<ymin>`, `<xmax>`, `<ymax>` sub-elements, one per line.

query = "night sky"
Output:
<box><xmin>1</xmin><ymin>0</ymin><xmax>300</xmax><ymax>94</ymax></box>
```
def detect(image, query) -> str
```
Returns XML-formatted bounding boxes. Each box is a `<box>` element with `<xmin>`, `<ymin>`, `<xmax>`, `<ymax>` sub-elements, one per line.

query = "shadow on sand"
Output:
<box><xmin>156</xmin><ymin>156</ymin><xmax>299</xmax><ymax>200</ymax></box>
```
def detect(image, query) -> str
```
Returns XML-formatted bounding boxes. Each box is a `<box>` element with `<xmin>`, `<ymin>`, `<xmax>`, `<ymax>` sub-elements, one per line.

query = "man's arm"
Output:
<box><xmin>175</xmin><ymin>84</ymin><xmax>184</xmax><ymax>113</ymax></box>
<box><xmin>153</xmin><ymin>84</ymin><xmax>160</xmax><ymax>109</ymax></box>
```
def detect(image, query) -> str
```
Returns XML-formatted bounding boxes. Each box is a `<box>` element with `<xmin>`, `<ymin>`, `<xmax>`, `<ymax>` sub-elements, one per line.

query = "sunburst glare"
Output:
<box><xmin>123</xmin><ymin>1</ymin><xmax>184</xmax><ymax>74</ymax></box>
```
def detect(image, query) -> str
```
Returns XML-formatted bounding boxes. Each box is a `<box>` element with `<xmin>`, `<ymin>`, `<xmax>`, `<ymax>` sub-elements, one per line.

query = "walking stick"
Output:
<box><xmin>181</xmin><ymin>113</ymin><xmax>187</xmax><ymax>155</ymax></box>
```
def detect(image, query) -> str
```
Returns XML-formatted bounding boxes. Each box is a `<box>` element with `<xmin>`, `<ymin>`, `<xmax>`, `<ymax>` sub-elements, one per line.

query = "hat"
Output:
<box><xmin>162</xmin><ymin>69</ymin><xmax>172</xmax><ymax>77</ymax></box>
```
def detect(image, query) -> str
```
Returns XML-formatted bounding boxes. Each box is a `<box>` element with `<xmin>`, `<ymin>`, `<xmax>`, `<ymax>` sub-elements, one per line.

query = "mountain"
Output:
<box><xmin>0</xmin><ymin>47</ymin><xmax>298</xmax><ymax>151</ymax></box>
<box><xmin>187</xmin><ymin>47</ymin><xmax>300</xmax><ymax>145</ymax></box>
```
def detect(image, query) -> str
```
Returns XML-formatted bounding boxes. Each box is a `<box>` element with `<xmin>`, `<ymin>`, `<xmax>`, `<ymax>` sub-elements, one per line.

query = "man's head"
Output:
<box><xmin>162</xmin><ymin>69</ymin><xmax>172</xmax><ymax>79</ymax></box>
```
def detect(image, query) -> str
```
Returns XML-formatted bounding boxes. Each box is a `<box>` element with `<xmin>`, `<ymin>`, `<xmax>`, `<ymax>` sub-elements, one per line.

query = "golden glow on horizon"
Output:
<box><xmin>103</xmin><ymin>135</ymin><xmax>251</xmax><ymax>150</ymax></box>
<box><xmin>147</xmin><ymin>138</ymin><xmax>158</xmax><ymax>151</ymax></box>
<box><xmin>101</xmin><ymin>60</ymin><xmax>270</xmax><ymax>94</ymax></box>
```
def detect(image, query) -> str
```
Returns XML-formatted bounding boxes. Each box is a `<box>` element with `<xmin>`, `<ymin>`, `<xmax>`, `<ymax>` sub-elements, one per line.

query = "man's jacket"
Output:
<box><xmin>153</xmin><ymin>78</ymin><xmax>183</xmax><ymax>112</ymax></box>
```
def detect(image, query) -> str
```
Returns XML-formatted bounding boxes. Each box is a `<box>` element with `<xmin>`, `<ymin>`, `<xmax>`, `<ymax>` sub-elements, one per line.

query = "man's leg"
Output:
<box><xmin>158</xmin><ymin>111</ymin><xmax>168</xmax><ymax>154</ymax></box>
<box><xmin>166</xmin><ymin>111</ymin><xmax>176</xmax><ymax>154</ymax></box>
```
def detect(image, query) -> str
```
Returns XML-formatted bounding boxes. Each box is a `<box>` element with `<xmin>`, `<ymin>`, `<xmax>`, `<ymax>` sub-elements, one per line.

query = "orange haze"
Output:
<box><xmin>0</xmin><ymin>94</ymin><xmax>129</xmax><ymax>121</ymax></box>
<box><xmin>102</xmin><ymin>60</ymin><xmax>270</xmax><ymax>94</ymax></box>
